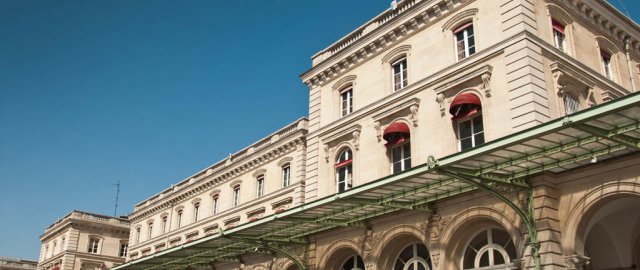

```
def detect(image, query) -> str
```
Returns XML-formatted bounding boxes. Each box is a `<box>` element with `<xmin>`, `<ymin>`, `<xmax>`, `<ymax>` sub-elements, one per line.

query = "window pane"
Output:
<box><xmin>469</xmin><ymin>230</ymin><xmax>488</xmax><ymax>250</ymax></box>
<box><xmin>461</xmin><ymin>138</ymin><xmax>473</xmax><ymax>150</ymax></box>
<box><xmin>479</xmin><ymin>251</ymin><xmax>490</xmax><ymax>267</ymax></box>
<box><xmin>417</xmin><ymin>263</ymin><xmax>426</xmax><ymax>270</ymax></box>
<box><xmin>472</xmin><ymin>116</ymin><xmax>483</xmax><ymax>132</ymax></box>
<box><xmin>463</xmin><ymin>247</ymin><xmax>476</xmax><ymax>268</ymax></box>
<box><xmin>459</xmin><ymin>120</ymin><xmax>472</xmax><ymax>138</ymax></box>
<box><xmin>392</xmin><ymin>146</ymin><xmax>402</xmax><ymax>161</ymax></box>
<box><xmin>341</xmin><ymin>256</ymin><xmax>354</xmax><ymax>270</ymax></box>
<box><xmin>393</xmin><ymin>161</ymin><xmax>402</xmax><ymax>174</ymax></box>
<box><xmin>399</xmin><ymin>245</ymin><xmax>413</xmax><ymax>262</ymax></box>
<box><xmin>474</xmin><ymin>133</ymin><xmax>484</xmax><ymax>146</ymax></box>
<box><xmin>493</xmin><ymin>250</ymin><xmax>506</xmax><ymax>265</ymax></box>
<box><xmin>417</xmin><ymin>243</ymin><xmax>428</xmax><ymax>259</ymax></box>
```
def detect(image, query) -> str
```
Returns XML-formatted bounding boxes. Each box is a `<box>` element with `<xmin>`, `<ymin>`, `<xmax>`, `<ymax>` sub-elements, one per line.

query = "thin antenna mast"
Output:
<box><xmin>113</xmin><ymin>180</ymin><xmax>120</xmax><ymax>216</ymax></box>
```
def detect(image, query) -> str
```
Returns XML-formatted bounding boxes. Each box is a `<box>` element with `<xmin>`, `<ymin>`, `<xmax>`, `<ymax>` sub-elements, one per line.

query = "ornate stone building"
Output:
<box><xmin>0</xmin><ymin>257</ymin><xmax>37</xmax><ymax>270</ymax></box>
<box><xmin>113</xmin><ymin>0</ymin><xmax>640</xmax><ymax>269</ymax></box>
<box><xmin>37</xmin><ymin>211</ymin><xmax>130</xmax><ymax>270</ymax></box>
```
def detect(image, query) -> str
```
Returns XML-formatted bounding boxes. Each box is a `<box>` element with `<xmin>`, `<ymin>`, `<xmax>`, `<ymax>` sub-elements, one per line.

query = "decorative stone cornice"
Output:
<box><xmin>302</xmin><ymin>0</ymin><xmax>472</xmax><ymax>88</ymax></box>
<box><xmin>552</xmin><ymin>0</ymin><xmax>640</xmax><ymax>55</ymax></box>
<box><xmin>129</xmin><ymin>136</ymin><xmax>305</xmax><ymax>222</ymax></box>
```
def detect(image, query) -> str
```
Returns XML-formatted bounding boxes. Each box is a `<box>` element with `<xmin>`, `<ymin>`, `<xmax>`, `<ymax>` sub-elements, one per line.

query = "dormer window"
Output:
<box><xmin>455</xmin><ymin>22</ymin><xmax>475</xmax><ymax>61</ymax></box>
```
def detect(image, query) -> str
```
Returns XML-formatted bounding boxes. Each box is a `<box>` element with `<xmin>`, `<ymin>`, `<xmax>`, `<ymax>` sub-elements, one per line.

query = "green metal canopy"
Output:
<box><xmin>113</xmin><ymin>92</ymin><xmax>640</xmax><ymax>270</ymax></box>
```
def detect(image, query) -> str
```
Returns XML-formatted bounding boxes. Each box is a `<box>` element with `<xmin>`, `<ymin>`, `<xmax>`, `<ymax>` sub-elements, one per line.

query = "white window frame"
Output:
<box><xmin>390</xmin><ymin>141</ymin><xmax>411</xmax><ymax>174</ymax></box>
<box><xmin>457</xmin><ymin>114</ymin><xmax>484</xmax><ymax>151</ymax></box>
<box><xmin>147</xmin><ymin>223</ymin><xmax>153</xmax><ymax>239</ymax></box>
<box><xmin>461</xmin><ymin>228</ymin><xmax>515</xmax><ymax>270</ymax></box>
<box><xmin>341</xmin><ymin>255</ymin><xmax>365</xmax><ymax>270</ymax></box>
<box><xmin>212</xmin><ymin>195</ymin><xmax>219</xmax><ymax>215</ymax></box>
<box><xmin>335</xmin><ymin>149</ymin><xmax>353</xmax><ymax>193</ymax></box>
<box><xmin>87</xmin><ymin>238</ymin><xmax>100</xmax><ymax>254</ymax></box>
<box><xmin>340</xmin><ymin>88</ymin><xmax>353</xmax><ymax>117</ymax></box>
<box><xmin>282</xmin><ymin>164</ymin><xmax>291</xmax><ymax>187</ymax></box>
<box><xmin>193</xmin><ymin>202</ymin><xmax>200</xmax><ymax>222</ymax></box>
<box><xmin>233</xmin><ymin>185</ymin><xmax>241</xmax><ymax>207</ymax></box>
<box><xmin>119</xmin><ymin>243</ymin><xmax>128</xmax><ymax>257</ymax></box>
<box><xmin>455</xmin><ymin>24</ymin><xmax>475</xmax><ymax>61</ymax></box>
<box><xmin>256</xmin><ymin>176</ymin><xmax>265</xmax><ymax>198</ymax></box>
<box><xmin>161</xmin><ymin>216</ymin><xmax>167</xmax><ymax>234</ymax></box>
<box><xmin>392</xmin><ymin>58</ymin><xmax>408</xmax><ymax>91</ymax></box>
<box><xmin>176</xmin><ymin>210</ymin><xmax>183</xmax><ymax>228</ymax></box>
<box><xmin>394</xmin><ymin>243</ymin><xmax>430</xmax><ymax>270</ymax></box>
<box><xmin>552</xmin><ymin>20</ymin><xmax>566</xmax><ymax>52</ymax></box>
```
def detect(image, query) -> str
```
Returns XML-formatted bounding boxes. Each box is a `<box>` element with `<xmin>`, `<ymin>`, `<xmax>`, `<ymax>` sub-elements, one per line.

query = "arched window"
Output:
<box><xmin>454</xmin><ymin>21</ymin><xmax>475</xmax><ymax>61</ymax></box>
<box><xmin>383</xmin><ymin>122</ymin><xmax>411</xmax><ymax>173</ymax></box>
<box><xmin>335</xmin><ymin>148</ymin><xmax>353</xmax><ymax>192</ymax></box>
<box><xmin>462</xmin><ymin>228</ymin><xmax>517</xmax><ymax>270</ymax></box>
<box><xmin>450</xmin><ymin>93</ymin><xmax>484</xmax><ymax>151</ymax></box>
<box><xmin>341</xmin><ymin>255</ymin><xmax>365</xmax><ymax>270</ymax></box>
<box><xmin>282</xmin><ymin>163</ymin><xmax>291</xmax><ymax>187</ymax></box>
<box><xmin>394</xmin><ymin>243</ymin><xmax>432</xmax><ymax>270</ymax></box>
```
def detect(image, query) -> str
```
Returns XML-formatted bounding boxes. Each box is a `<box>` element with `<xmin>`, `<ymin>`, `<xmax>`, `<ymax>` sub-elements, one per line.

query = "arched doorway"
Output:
<box><xmin>581</xmin><ymin>196</ymin><xmax>640</xmax><ymax>270</ymax></box>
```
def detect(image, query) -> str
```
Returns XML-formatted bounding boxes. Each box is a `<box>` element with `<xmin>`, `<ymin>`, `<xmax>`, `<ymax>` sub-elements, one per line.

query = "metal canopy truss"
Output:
<box><xmin>112</xmin><ymin>93</ymin><xmax>640</xmax><ymax>270</ymax></box>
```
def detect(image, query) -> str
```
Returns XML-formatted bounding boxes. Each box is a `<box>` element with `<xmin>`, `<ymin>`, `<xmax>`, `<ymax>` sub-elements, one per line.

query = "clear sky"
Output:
<box><xmin>0</xmin><ymin>0</ymin><xmax>638</xmax><ymax>260</ymax></box>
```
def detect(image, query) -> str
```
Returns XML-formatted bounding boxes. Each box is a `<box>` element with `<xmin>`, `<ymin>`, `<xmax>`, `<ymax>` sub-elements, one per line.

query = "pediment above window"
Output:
<box><xmin>372</xmin><ymin>98</ymin><xmax>419</xmax><ymax>142</ymax></box>
<box><xmin>434</xmin><ymin>65</ymin><xmax>492</xmax><ymax>117</ymax></box>
<box><xmin>550</xmin><ymin>61</ymin><xmax>597</xmax><ymax>107</ymax></box>
<box><xmin>321</xmin><ymin>124</ymin><xmax>362</xmax><ymax>162</ymax></box>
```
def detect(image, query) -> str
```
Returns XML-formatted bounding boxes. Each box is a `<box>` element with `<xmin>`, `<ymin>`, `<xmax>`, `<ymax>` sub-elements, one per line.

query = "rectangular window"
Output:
<box><xmin>233</xmin><ymin>186</ymin><xmax>241</xmax><ymax>207</ymax></box>
<box><xmin>552</xmin><ymin>20</ymin><xmax>565</xmax><ymax>52</ymax></box>
<box><xmin>256</xmin><ymin>176</ymin><xmax>265</xmax><ymax>197</ymax></box>
<box><xmin>176</xmin><ymin>210</ymin><xmax>183</xmax><ymax>228</ymax></box>
<box><xmin>135</xmin><ymin>228</ymin><xmax>140</xmax><ymax>244</ymax></box>
<box><xmin>147</xmin><ymin>223</ymin><xmax>153</xmax><ymax>239</ymax></box>
<box><xmin>119</xmin><ymin>243</ymin><xmax>128</xmax><ymax>257</ymax></box>
<box><xmin>193</xmin><ymin>203</ymin><xmax>200</xmax><ymax>222</ymax></box>
<box><xmin>391</xmin><ymin>143</ymin><xmax>412</xmax><ymax>174</ymax></box>
<box><xmin>458</xmin><ymin>115</ymin><xmax>484</xmax><ymax>151</ymax></box>
<box><xmin>601</xmin><ymin>51</ymin><xmax>612</xmax><ymax>79</ymax></box>
<box><xmin>455</xmin><ymin>24</ymin><xmax>475</xmax><ymax>61</ymax></box>
<box><xmin>161</xmin><ymin>216</ymin><xmax>167</xmax><ymax>234</ymax></box>
<box><xmin>212</xmin><ymin>196</ymin><xmax>219</xmax><ymax>215</ymax></box>
<box><xmin>340</xmin><ymin>88</ymin><xmax>353</xmax><ymax>117</ymax></box>
<box><xmin>87</xmin><ymin>238</ymin><xmax>99</xmax><ymax>254</ymax></box>
<box><xmin>282</xmin><ymin>165</ymin><xmax>291</xmax><ymax>187</ymax></box>
<box><xmin>392</xmin><ymin>58</ymin><xmax>408</xmax><ymax>91</ymax></box>
<box><xmin>564</xmin><ymin>95</ymin><xmax>580</xmax><ymax>115</ymax></box>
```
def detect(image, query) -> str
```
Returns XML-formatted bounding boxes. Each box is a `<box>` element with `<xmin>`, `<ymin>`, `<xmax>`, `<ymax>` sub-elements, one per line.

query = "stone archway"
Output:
<box><xmin>580</xmin><ymin>196</ymin><xmax>640</xmax><ymax>270</ymax></box>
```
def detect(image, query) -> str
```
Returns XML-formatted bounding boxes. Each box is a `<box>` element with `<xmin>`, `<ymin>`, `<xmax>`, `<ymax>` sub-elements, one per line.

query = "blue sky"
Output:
<box><xmin>0</xmin><ymin>0</ymin><xmax>638</xmax><ymax>260</ymax></box>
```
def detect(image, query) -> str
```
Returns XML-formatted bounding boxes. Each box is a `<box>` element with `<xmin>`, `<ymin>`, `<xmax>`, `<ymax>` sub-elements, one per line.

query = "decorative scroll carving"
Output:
<box><xmin>409</xmin><ymin>104</ymin><xmax>419</xmax><ymax>127</ymax></box>
<box><xmin>352</xmin><ymin>130</ymin><xmax>361</xmax><ymax>151</ymax></box>
<box><xmin>586</xmin><ymin>87</ymin><xmax>596</xmax><ymax>107</ymax></box>
<box><xmin>431</xmin><ymin>252</ymin><xmax>441</xmax><ymax>268</ymax></box>
<box><xmin>481</xmin><ymin>72</ymin><xmax>492</xmax><ymax>97</ymax></box>
<box><xmin>324</xmin><ymin>144</ymin><xmax>331</xmax><ymax>163</ymax></box>
<box><xmin>374</xmin><ymin>121</ymin><xmax>382</xmax><ymax>142</ymax></box>
<box><xmin>563</xmin><ymin>254</ymin><xmax>590</xmax><ymax>269</ymax></box>
<box><xmin>553</xmin><ymin>70</ymin><xmax>566</xmax><ymax>96</ymax></box>
<box><xmin>436</xmin><ymin>93</ymin><xmax>446</xmax><ymax>117</ymax></box>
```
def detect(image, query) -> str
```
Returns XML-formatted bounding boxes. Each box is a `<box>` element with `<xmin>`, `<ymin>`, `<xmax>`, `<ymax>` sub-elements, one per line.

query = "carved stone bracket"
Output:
<box><xmin>481</xmin><ymin>71</ymin><xmax>492</xmax><ymax>97</ymax></box>
<box><xmin>553</xmin><ymin>70</ymin><xmax>566</xmax><ymax>96</ymax></box>
<box><xmin>563</xmin><ymin>254</ymin><xmax>590</xmax><ymax>270</ymax></box>
<box><xmin>427</xmin><ymin>214</ymin><xmax>451</xmax><ymax>243</ymax></box>
<box><xmin>436</xmin><ymin>93</ymin><xmax>446</xmax><ymax>117</ymax></box>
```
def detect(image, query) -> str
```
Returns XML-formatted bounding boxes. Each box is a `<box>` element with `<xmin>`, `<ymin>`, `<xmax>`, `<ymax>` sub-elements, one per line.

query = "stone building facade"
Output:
<box><xmin>0</xmin><ymin>258</ymin><xmax>37</xmax><ymax>270</ymax></box>
<box><xmin>37</xmin><ymin>211</ymin><xmax>130</xmax><ymax>270</ymax></box>
<box><xmin>114</xmin><ymin>0</ymin><xmax>640</xmax><ymax>269</ymax></box>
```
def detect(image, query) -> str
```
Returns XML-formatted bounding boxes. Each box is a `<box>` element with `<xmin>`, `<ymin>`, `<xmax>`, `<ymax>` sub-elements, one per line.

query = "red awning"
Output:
<box><xmin>449</xmin><ymin>93</ymin><xmax>482</xmax><ymax>120</ymax></box>
<box><xmin>51</xmin><ymin>266</ymin><xmax>60</xmax><ymax>270</ymax></box>
<box><xmin>383</xmin><ymin>122</ymin><xmax>410</xmax><ymax>146</ymax></box>
<box><xmin>552</xmin><ymin>20</ymin><xmax>565</xmax><ymax>33</ymax></box>
<box><xmin>453</xmin><ymin>22</ymin><xmax>473</xmax><ymax>34</ymax></box>
<box><xmin>335</xmin><ymin>159</ymin><xmax>353</xmax><ymax>168</ymax></box>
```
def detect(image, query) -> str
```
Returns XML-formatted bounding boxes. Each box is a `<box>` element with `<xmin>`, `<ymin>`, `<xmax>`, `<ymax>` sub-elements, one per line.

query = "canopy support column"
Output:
<box><xmin>439</xmin><ymin>169</ymin><xmax>541</xmax><ymax>270</ymax></box>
